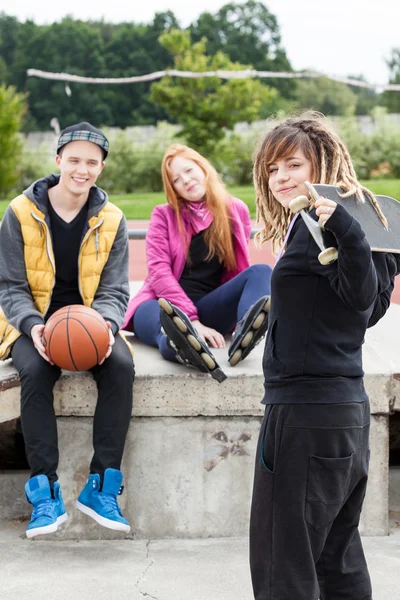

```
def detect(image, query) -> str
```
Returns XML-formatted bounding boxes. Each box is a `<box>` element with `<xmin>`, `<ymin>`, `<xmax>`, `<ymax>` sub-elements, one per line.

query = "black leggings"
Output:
<box><xmin>250</xmin><ymin>401</ymin><xmax>372</xmax><ymax>600</ymax></box>
<box><xmin>12</xmin><ymin>334</ymin><xmax>134</xmax><ymax>484</ymax></box>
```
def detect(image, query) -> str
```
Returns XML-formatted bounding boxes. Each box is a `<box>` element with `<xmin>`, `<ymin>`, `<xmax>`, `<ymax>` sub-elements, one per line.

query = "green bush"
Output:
<box><xmin>0</xmin><ymin>85</ymin><xmax>28</xmax><ymax>195</ymax></box>
<box><xmin>210</xmin><ymin>129</ymin><xmax>259</xmax><ymax>186</ymax></box>
<box><xmin>338</xmin><ymin>108</ymin><xmax>400</xmax><ymax>179</ymax></box>
<box><xmin>14</xmin><ymin>146</ymin><xmax>55</xmax><ymax>192</ymax></box>
<box><xmin>9</xmin><ymin>112</ymin><xmax>400</xmax><ymax>197</ymax></box>
<box><xmin>100</xmin><ymin>122</ymin><xmax>184</xmax><ymax>194</ymax></box>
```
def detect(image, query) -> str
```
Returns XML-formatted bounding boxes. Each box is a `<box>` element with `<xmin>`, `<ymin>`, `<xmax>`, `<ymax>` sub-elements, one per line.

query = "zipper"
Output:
<box><xmin>31</xmin><ymin>212</ymin><xmax>56</xmax><ymax>315</ymax></box>
<box><xmin>78</xmin><ymin>218</ymin><xmax>104</xmax><ymax>302</ymax></box>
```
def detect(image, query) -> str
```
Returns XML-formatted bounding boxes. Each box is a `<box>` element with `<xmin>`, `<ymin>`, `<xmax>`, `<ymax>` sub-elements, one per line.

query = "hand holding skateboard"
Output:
<box><xmin>289</xmin><ymin>182</ymin><xmax>339</xmax><ymax>265</ymax></box>
<box><xmin>289</xmin><ymin>180</ymin><xmax>400</xmax><ymax>263</ymax></box>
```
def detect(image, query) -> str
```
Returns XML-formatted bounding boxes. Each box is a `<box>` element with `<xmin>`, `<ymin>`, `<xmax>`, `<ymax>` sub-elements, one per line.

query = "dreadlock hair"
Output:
<box><xmin>161</xmin><ymin>144</ymin><xmax>237</xmax><ymax>271</ymax></box>
<box><xmin>254</xmin><ymin>111</ymin><xmax>388</xmax><ymax>253</ymax></box>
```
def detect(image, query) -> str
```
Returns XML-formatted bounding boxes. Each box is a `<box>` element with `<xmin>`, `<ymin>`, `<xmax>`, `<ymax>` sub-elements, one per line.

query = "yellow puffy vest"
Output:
<box><xmin>0</xmin><ymin>194</ymin><xmax>131</xmax><ymax>360</ymax></box>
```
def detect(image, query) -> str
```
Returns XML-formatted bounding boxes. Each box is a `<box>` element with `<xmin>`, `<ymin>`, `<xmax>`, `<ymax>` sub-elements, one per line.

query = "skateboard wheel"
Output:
<box><xmin>289</xmin><ymin>195</ymin><xmax>309</xmax><ymax>214</ymax></box>
<box><xmin>201</xmin><ymin>352</ymin><xmax>216</xmax><ymax>370</ymax></box>
<box><xmin>229</xmin><ymin>349</ymin><xmax>242</xmax><ymax>366</ymax></box>
<box><xmin>253</xmin><ymin>313</ymin><xmax>266</xmax><ymax>330</ymax></box>
<box><xmin>158</xmin><ymin>298</ymin><xmax>173</xmax><ymax>315</ymax></box>
<box><xmin>318</xmin><ymin>247</ymin><xmax>338</xmax><ymax>265</ymax></box>
<box><xmin>241</xmin><ymin>331</ymin><xmax>254</xmax><ymax>348</ymax></box>
<box><xmin>305</xmin><ymin>181</ymin><xmax>319</xmax><ymax>203</ymax></box>
<box><xmin>173</xmin><ymin>316</ymin><xmax>187</xmax><ymax>333</ymax></box>
<box><xmin>187</xmin><ymin>334</ymin><xmax>201</xmax><ymax>351</ymax></box>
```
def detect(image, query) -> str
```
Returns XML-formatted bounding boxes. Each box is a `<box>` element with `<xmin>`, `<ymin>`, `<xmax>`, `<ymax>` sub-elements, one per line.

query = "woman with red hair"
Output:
<box><xmin>122</xmin><ymin>144</ymin><xmax>271</xmax><ymax>381</ymax></box>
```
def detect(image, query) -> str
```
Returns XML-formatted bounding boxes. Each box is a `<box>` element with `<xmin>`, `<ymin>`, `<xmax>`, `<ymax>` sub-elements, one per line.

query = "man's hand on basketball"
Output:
<box><xmin>31</xmin><ymin>324</ymin><xmax>54</xmax><ymax>364</ymax></box>
<box><xmin>99</xmin><ymin>321</ymin><xmax>115</xmax><ymax>364</ymax></box>
<box><xmin>315</xmin><ymin>197</ymin><xmax>337</xmax><ymax>227</ymax></box>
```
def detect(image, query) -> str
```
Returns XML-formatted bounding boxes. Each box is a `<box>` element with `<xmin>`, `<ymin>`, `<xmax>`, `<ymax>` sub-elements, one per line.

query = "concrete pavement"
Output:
<box><xmin>0</xmin><ymin>525</ymin><xmax>399</xmax><ymax>599</ymax></box>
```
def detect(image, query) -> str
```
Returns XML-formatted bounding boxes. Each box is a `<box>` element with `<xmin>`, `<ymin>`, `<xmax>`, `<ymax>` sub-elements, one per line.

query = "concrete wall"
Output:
<box><xmin>1</xmin><ymin>304</ymin><xmax>400</xmax><ymax>539</ymax></box>
<box><xmin>0</xmin><ymin>411</ymin><xmax>391</xmax><ymax>540</ymax></box>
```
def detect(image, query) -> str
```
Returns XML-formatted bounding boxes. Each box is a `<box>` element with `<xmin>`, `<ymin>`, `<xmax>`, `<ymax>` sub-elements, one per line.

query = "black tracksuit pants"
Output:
<box><xmin>250</xmin><ymin>401</ymin><xmax>372</xmax><ymax>600</ymax></box>
<box><xmin>12</xmin><ymin>334</ymin><xmax>134</xmax><ymax>485</ymax></box>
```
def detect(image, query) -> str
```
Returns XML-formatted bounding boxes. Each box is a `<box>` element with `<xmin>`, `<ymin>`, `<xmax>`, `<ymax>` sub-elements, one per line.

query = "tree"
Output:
<box><xmin>295</xmin><ymin>76</ymin><xmax>357</xmax><ymax>116</ymax></box>
<box><xmin>150</xmin><ymin>30</ymin><xmax>277</xmax><ymax>154</ymax></box>
<box><xmin>12</xmin><ymin>18</ymin><xmax>110</xmax><ymax>130</ymax></box>
<box><xmin>4</xmin><ymin>13</ymin><xmax>181</xmax><ymax>129</ymax></box>
<box><xmin>346</xmin><ymin>75</ymin><xmax>379</xmax><ymax>115</ymax></box>
<box><xmin>190</xmin><ymin>1</ymin><xmax>295</xmax><ymax>99</ymax></box>
<box><xmin>381</xmin><ymin>49</ymin><xmax>400</xmax><ymax>113</ymax></box>
<box><xmin>0</xmin><ymin>13</ymin><xmax>19</xmax><ymax>84</ymax></box>
<box><xmin>0</xmin><ymin>10</ymin><xmax>296</xmax><ymax>130</ymax></box>
<box><xmin>0</xmin><ymin>84</ymin><xmax>27</xmax><ymax>195</ymax></box>
<box><xmin>102</xmin><ymin>12</ymin><xmax>180</xmax><ymax>126</ymax></box>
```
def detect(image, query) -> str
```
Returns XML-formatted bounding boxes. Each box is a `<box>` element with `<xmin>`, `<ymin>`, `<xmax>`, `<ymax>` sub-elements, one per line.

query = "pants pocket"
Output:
<box><xmin>305</xmin><ymin>453</ymin><xmax>354</xmax><ymax>530</ymax></box>
<box><xmin>260</xmin><ymin>405</ymin><xmax>284</xmax><ymax>474</ymax></box>
<box><xmin>262</xmin><ymin>320</ymin><xmax>284</xmax><ymax>378</ymax></box>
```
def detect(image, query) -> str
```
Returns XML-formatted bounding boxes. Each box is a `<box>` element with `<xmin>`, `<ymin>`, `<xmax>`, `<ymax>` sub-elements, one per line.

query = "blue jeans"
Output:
<box><xmin>132</xmin><ymin>264</ymin><xmax>272</xmax><ymax>363</ymax></box>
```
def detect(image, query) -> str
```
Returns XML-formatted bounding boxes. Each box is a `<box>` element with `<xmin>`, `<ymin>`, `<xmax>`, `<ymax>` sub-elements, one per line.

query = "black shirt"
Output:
<box><xmin>262</xmin><ymin>204</ymin><xmax>399</xmax><ymax>405</ymax></box>
<box><xmin>46</xmin><ymin>200</ymin><xmax>87</xmax><ymax>319</ymax></box>
<box><xmin>179</xmin><ymin>230</ymin><xmax>224</xmax><ymax>302</ymax></box>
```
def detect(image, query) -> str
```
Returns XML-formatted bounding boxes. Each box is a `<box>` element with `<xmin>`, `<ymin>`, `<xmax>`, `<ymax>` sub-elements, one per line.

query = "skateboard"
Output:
<box><xmin>158</xmin><ymin>298</ymin><xmax>227</xmax><ymax>383</ymax></box>
<box><xmin>289</xmin><ymin>182</ymin><xmax>400</xmax><ymax>264</ymax></box>
<box><xmin>228</xmin><ymin>295</ymin><xmax>270</xmax><ymax>366</ymax></box>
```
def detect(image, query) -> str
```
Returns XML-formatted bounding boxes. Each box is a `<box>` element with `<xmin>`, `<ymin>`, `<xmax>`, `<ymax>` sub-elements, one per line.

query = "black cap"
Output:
<box><xmin>57</xmin><ymin>122</ymin><xmax>109</xmax><ymax>159</ymax></box>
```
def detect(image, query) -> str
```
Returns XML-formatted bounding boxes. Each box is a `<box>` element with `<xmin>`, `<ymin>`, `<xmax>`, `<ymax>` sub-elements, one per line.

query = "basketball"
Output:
<box><xmin>43</xmin><ymin>305</ymin><xmax>110</xmax><ymax>370</ymax></box>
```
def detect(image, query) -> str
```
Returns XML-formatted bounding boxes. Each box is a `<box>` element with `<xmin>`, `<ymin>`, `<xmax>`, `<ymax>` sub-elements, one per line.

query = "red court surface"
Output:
<box><xmin>128</xmin><ymin>220</ymin><xmax>400</xmax><ymax>304</ymax></box>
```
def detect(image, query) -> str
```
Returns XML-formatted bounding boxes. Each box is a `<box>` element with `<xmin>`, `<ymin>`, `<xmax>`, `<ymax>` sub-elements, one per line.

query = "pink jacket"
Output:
<box><xmin>121</xmin><ymin>196</ymin><xmax>252</xmax><ymax>330</ymax></box>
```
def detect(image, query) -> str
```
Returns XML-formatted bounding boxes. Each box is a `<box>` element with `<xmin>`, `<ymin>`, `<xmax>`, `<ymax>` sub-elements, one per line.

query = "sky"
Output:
<box><xmin>2</xmin><ymin>0</ymin><xmax>400</xmax><ymax>86</ymax></box>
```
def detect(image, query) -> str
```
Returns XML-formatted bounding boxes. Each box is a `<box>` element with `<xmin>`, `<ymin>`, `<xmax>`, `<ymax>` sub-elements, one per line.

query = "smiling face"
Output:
<box><xmin>267</xmin><ymin>148</ymin><xmax>313</xmax><ymax>209</ymax></box>
<box><xmin>56</xmin><ymin>141</ymin><xmax>104</xmax><ymax>198</ymax></box>
<box><xmin>169</xmin><ymin>155</ymin><xmax>206</xmax><ymax>203</ymax></box>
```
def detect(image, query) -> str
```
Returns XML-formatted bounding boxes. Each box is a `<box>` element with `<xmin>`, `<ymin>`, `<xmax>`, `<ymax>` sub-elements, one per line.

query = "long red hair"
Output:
<box><xmin>161</xmin><ymin>144</ymin><xmax>237</xmax><ymax>270</ymax></box>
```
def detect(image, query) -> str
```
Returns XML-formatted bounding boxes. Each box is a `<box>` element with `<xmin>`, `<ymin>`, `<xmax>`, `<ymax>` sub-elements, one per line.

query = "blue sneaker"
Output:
<box><xmin>76</xmin><ymin>468</ymin><xmax>130</xmax><ymax>533</ymax></box>
<box><xmin>25</xmin><ymin>475</ymin><xmax>68</xmax><ymax>539</ymax></box>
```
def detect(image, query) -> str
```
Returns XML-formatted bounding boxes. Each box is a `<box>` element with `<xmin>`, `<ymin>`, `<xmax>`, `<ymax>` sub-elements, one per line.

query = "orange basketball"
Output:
<box><xmin>43</xmin><ymin>305</ymin><xmax>110</xmax><ymax>371</ymax></box>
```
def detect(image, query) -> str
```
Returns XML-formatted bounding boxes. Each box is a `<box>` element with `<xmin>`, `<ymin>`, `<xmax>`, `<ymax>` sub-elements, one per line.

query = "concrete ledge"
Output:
<box><xmin>2</xmin><ymin>305</ymin><xmax>400</xmax><ymax>420</ymax></box>
<box><xmin>1</xmin><ymin>304</ymin><xmax>400</xmax><ymax>538</ymax></box>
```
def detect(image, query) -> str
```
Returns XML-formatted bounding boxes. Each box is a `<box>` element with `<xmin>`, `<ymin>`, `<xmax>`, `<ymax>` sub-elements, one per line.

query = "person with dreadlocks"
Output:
<box><xmin>249</xmin><ymin>112</ymin><xmax>400</xmax><ymax>600</ymax></box>
<box><xmin>121</xmin><ymin>143</ymin><xmax>272</xmax><ymax>380</ymax></box>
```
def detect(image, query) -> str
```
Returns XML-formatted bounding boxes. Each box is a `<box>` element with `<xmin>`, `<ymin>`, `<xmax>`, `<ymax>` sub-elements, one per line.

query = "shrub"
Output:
<box><xmin>100</xmin><ymin>122</ymin><xmax>183</xmax><ymax>193</ymax></box>
<box><xmin>15</xmin><ymin>145</ymin><xmax>55</xmax><ymax>192</ymax></box>
<box><xmin>210</xmin><ymin>128</ymin><xmax>259</xmax><ymax>186</ymax></box>
<box><xmin>338</xmin><ymin>108</ymin><xmax>400</xmax><ymax>179</ymax></box>
<box><xmin>0</xmin><ymin>85</ymin><xmax>28</xmax><ymax>195</ymax></box>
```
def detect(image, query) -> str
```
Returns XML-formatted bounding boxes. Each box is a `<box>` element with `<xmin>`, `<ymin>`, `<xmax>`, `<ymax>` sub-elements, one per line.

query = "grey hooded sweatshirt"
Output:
<box><xmin>0</xmin><ymin>174</ymin><xmax>130</xmax><ymax>338</ymax></box>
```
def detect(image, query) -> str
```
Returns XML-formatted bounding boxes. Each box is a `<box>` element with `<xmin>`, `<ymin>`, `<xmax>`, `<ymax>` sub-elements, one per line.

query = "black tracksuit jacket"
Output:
<box><xmin>262</xmin><ymin>204</ymin><xmax>400</xmax><ymax>405</ymax></box>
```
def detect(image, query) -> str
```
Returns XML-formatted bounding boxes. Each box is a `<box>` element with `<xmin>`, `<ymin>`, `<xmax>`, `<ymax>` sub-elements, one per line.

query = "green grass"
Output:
<box><xmin>1</xmin><ymin>180</ymin><xmax>399</xmax><ymax>221</ymax></box>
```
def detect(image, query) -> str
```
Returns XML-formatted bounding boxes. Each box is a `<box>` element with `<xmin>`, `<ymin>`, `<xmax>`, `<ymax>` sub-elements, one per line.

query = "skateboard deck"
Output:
<box><xmin>311</xmin><ymin>184</ymin><xmax>400</xmax><ymax>254</ymax></box>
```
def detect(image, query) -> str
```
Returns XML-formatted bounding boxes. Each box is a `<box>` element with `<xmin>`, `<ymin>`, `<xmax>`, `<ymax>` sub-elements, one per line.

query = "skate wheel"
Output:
<box><xmin>187</xmin><ymin>334</ymin><xmax>201</xmax><ymax>351</ymax></box>
<box><xmin>229</xmin><ymin>349</ymin><xmax>242</xmax><ymax>366</ymax></box>
<box><xmin>289</xmin><ymin>195</ymin><xmax>309</xmax><ymax>213</ymax></box>
<box><xmin>305</xmin><ymin>181</ymin><xmax>319</xmax><ymax>203</ymax></box>
<box><xmin>241</xmin><ymin>331</ymin><xmax>254</xmax><ymax>348</ymax></box>
<box><xmin>200</xmin><ymin>352</ymin><xmax>216</xmax><ymax>370</ymax></box>
<box><xmin>264</xmin><ymin>297</ymin><xmax>271</xmax><ymax>312</ymax></box>
<box><xmin>318</xmin><ymin>247</ymin><xmax>338</xmax><ymax>265</ymax></box>
<box><xmin>253</xmin><ymin>313</ymin><xmax>266</xmax><ymax>329</ymax></box>
<box><xmin>173</xmin><ymin>316</ymin><xmax>187</xmax><ymax>333</ymax></box>
<box><xmin>158</xmin><ymin>298</ymin><xmax>173</xmax><ymax>315</ymax></box>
